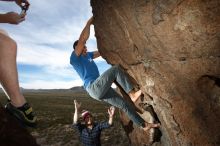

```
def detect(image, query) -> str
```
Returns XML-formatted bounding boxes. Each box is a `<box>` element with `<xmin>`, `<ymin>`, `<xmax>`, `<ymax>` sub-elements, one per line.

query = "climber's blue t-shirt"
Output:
<box><xmin>70</xmin><ymin>51</ymin><xmax>100</xmax><ymax>88</ymax></box>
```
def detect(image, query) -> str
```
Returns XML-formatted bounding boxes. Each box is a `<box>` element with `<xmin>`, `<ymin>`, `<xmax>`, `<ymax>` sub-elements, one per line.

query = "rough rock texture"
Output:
<box><xmin>0</xmin><ymin>105</ymin><xmax>39</xmax><ymax>146</ymax></box>
<box><xmin>91</xmin><ymin>0</ymin><xmax>220</xmax><ymax>145</ymax></box>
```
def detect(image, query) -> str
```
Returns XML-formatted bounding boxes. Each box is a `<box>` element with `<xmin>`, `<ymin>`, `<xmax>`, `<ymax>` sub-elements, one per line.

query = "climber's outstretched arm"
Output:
<box><xmin>75</xmin><ymin>16</ymin><xmax>93</xmax><ymax>56</ymax></box>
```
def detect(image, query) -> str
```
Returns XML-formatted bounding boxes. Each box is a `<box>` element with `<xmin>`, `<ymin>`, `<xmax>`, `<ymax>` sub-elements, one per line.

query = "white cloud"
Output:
<box><xmin>17</xmin><ymin>44</ymin><xmax>70</xmax><ymax>67</ymax></box>
<box><xmin>21</xmin><ymin>79</ymin><xmax>83</xmax><ymax>89</ymax></box>
<box><xmin>0</xmin><ymin>0</ymin><xmax>110</xmax><ymax>89</ymax></box>
<box><xmin>1</xmin><ymin>0</ymin><xmax>98</xmax><ymax>67</ymax></box>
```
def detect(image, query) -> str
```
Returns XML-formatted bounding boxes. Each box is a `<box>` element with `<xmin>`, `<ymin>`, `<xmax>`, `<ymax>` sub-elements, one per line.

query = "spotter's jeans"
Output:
<box><xmin>86</xmin><ymin>65</ymin><xmax>145</xmax><ymax>127</ymax></box>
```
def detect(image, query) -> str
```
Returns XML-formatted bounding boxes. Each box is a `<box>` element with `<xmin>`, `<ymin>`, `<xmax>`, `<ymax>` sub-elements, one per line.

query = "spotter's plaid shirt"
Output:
<box><xmin>72</xmin><ymin>122</ymin><xmax>111</xmax><ymax>146</ymax></box>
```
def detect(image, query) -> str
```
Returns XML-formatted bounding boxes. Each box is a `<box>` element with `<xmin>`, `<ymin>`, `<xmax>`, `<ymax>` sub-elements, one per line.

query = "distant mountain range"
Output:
<box><xmin>69</xmin><ymin>86</ymin><xmax>85</xmax><ymax>92</ymax></box>
<box><xmin>0</xmin><ymin>86</ymin><xmax>85</xmax><ymax>93</ymax></box>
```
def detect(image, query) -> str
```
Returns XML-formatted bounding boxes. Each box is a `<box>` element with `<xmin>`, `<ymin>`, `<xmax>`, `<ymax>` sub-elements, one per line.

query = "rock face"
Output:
<box><xmin>0</xmin><ymin>105</ymin><xmax>39</xmax><ymax>146</ymax></box>
<box><xmin>91</xmin><ymin>0</ymin><xmax>220</xmax><ymax>145</ymax></box>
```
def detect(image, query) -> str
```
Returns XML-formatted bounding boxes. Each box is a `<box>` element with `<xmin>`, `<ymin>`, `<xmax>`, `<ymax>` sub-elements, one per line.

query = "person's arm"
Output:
<box><xmin>93</xmin><ymin>51</ymin><xmax>100</xmax><ymax>59</ymax></box>
<box><xmin>75</xmin><ymin>16</ymin><xmax>93</xmax><ymax>56</ymax></box>
<box><xmin>98</xmin><ymin>106</ymin><xmax>115</xmax><ymax>130</ymax></box>
<box><xmin>108</xmin><ymin>106</ymin><xmax>115</xmax><ymax>125</ymax></box>
<box><xmin>73</xmin><ymin>100</ymin><xmax>81</xmax><ymax>124</ymax></box>
<box><xmin>0</xmin><ymin>0</ymin><xmax>29</xmax><ymax>24</ymax></box>
<box><xmin>0</xmin><ymin>12</ymin><xmax>25</xmax><ymax>24</ymax></box>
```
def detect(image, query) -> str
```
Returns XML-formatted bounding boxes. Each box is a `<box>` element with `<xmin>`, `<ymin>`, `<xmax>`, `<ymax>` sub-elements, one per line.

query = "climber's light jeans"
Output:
<box><xmin>86</xmin><ymin>65</ymin><xmax>145</xmax><ymax>127</ymax></box>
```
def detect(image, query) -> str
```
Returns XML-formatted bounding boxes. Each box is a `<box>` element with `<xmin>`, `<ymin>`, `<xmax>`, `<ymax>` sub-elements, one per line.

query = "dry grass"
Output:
<box><xmin>0</xmin><ymin>91</ymin><xmax>130</xmax><ymax>146</ymax></box>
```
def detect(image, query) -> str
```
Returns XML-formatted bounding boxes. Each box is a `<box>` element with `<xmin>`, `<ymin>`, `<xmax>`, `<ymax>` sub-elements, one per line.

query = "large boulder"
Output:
<box><xmin>91</xmin><ymin>0</ymin><xmax>220</xmax><ymax>145</ymax></box>
<box><xmin>0</xmin><ymin>105</ymin><xmax>39</xmax><ymax>146</ymax></box>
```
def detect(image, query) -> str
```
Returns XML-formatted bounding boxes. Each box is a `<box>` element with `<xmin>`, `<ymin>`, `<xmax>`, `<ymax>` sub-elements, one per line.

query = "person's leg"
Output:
<box><xmin>102</xmin><ymin>88</ymin><xmax>159</xmax><ymax>131</ymax></box>
<box><xmin>87</xmin><ymin>65</ymin><xmax>142</xmax><ymax>102</ymax></box>
<box><xmin>0</xmin><ymin>33</ymin><xmax>36</xmax><ymax>127</ymax></box>
<box><xmin>0</xmin><ymin>33</ymin><xmax>25</xmax><ymax>107</ymax></box>
<box><xmin>102</xmin><ymin>88</ymin><xmax>145</xmax><ymax>126</ymax></box>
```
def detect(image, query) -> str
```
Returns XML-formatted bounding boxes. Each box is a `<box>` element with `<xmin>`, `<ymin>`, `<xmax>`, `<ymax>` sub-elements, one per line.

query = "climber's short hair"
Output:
<box><xmin>73</xmin><ymin>40</ymin><xmax>79</xmax><ymax>50</ymax></box>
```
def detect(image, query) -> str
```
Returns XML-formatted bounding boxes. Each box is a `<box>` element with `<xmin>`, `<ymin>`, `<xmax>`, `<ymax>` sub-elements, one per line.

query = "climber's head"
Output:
<box><xmin>73</xmin><ymin>40</ymin><xmax>78</xmax><ymax>50</ymax></box>
<box><xmin>73</xmin><ymin>40</ymin><xmax>87</xmax><ymax>55</ymax></box>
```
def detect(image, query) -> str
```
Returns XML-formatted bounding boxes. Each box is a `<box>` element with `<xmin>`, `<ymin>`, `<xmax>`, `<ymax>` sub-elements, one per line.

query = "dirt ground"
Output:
<box><xmin>1</xmin><ymin>91</ymin><xmax>130</xmax><ymax>146</ymax></box>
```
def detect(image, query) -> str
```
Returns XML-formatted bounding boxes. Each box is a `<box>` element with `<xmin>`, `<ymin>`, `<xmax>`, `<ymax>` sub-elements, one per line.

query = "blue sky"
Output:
<box><xmin>0</xmin><ymin>0</ymin><xmax>111</xmax><ymax>89</ymax></box>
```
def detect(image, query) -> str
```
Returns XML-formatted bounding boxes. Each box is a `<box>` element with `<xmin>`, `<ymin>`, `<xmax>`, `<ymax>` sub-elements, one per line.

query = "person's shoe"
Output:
<box><xmin>5</xmin><ymin>102</ymin><xmax>37</xmax><ymax>128</ymax></box>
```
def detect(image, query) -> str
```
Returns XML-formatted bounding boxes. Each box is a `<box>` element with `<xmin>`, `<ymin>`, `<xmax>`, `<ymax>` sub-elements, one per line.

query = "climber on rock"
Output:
<box><xmin>72</xmin><ymin>100</ymin><xmax>115</xmax><ymax>146</ymax></box>
<box><xmin>70</xmin><ymin>16</ymin><xmax>160</xmax><ymax>132</ymax></box>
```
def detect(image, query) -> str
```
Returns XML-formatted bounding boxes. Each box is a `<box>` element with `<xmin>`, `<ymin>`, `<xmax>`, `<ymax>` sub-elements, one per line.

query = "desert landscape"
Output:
<box><xmin>0</xmin><ymin>89</ymin><xmax>130</xmax><ymax>146</ymax></box>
